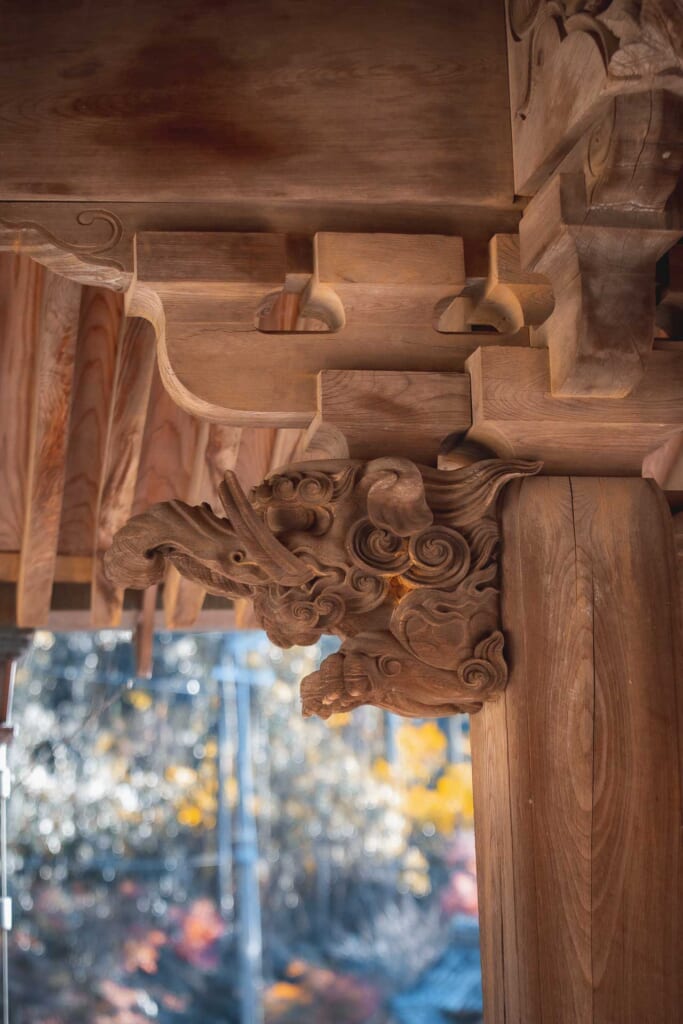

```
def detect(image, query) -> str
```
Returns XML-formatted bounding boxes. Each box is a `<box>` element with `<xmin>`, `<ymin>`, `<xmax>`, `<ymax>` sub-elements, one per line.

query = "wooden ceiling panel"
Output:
<box><xmin>0</xmin><ymin>1</ymin><xmax>514</xmax><ymax>210</ymax></box>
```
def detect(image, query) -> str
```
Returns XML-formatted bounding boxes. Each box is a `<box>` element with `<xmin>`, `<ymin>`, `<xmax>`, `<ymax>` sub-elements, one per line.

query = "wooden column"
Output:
<box><xmin>471</xmin><ymin>477</ymin><xmax>682</xmax><ymax>1023</ymax></box>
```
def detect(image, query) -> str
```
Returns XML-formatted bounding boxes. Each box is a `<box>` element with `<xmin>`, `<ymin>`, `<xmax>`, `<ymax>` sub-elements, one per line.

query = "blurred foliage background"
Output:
<box><xmin>6</xmin><ymin>630</ymin><xmax>481</xmax><ymax>1024</ymax></box>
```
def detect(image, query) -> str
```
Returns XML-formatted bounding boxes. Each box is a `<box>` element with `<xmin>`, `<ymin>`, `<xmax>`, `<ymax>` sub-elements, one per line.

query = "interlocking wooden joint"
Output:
<box><xmin>104</xmin><ymin>456</ymin><xmax>541</xmax><ymax>719</ymax></box>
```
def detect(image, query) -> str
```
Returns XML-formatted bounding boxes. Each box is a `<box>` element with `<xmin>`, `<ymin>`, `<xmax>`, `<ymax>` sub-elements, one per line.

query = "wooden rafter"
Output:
<box><xmin>17</xmin><ymin>269</ymin><xmax>81</xmax><ymax>627</ymax></box>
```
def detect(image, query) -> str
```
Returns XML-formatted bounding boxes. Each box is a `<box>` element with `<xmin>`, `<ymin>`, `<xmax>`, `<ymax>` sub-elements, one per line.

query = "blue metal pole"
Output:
<box><xmin>232</xmin><ymin>640</ymin><xmax>264</xmax><ymax>1024</ymax></box>
<box><xmin>216</xmin><ymin>672</ymin><xmax>234</xmax><ymax>921</ymax></box>
<box><xmin>384</xmin><ymin>710</ymin><xmax>399</xmax><ymax>767</ymax></box>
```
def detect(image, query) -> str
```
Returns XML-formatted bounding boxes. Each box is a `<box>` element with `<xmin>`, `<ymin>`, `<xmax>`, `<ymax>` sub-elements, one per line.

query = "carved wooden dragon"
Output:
<box><xmin>105</xmin><ymin>457</ymin><xmax>541</xmax><ymax>718</ymax></box>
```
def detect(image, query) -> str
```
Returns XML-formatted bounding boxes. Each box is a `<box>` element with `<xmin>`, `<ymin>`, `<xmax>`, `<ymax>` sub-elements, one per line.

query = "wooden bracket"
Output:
<box><xmin>105</xmin><ymin>455</ymin><xmax>540</xmax><ymax>718</ymax></box>
<box><xmin>464</xmin><ymin>345</ymin><xmax>683</xmax><ymax>474</ymax></box>
<box><xmin>522</xmin><ymin>170</ymin><xmax>681</xmax><ymax>397</ymax></box>
<box><xmin>298</xmin><ymin>369</ymin><xmax>472</xmax><ymax>466</ymax></box>
<box><xmin>439</xmin><ymin>233</ymin><xmax>553</xmax><ymax>335</ymax></box>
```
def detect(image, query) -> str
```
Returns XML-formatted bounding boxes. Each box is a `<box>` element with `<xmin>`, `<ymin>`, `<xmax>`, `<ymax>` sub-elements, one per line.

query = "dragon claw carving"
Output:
<box><xmin>106</xmin><ymin>456</ymin><xmax>541</xmax><ymax>718</ymax></box>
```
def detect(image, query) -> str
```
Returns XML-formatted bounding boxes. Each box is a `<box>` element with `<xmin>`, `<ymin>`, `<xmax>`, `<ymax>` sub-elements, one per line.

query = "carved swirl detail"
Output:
<box><xmin>347</xmin><ymin>518</ymin><xmax>411</xmax><ymax>575</ymax></box>
<box><xmin>0</xmin><ymin>209</ymin><xmax>125</xmax><ymax>268</ymax></box>
<box><xmin>405</xmin><ymin>525</ymin><xmax>471</xmax><ymax>588</ymax></box>
<box><xmin>106</xmin><ymin>456</ymin><xmax>542</xmax><ymax>719</ymax></box>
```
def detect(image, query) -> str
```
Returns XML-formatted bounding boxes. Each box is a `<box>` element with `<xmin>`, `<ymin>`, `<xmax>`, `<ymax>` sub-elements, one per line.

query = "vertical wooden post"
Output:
<box><xmin>471</xmin><ymin>477</ymin><xmax>682</xmax><ymax>1024</ymax></box>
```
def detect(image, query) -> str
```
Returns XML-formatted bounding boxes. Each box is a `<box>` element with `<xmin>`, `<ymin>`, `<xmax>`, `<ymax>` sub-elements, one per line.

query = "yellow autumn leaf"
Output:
<box><xmin>127</xmin><ymin>690</ymin><xmax>153</xmax><ymax>712</ymax></box>
<box><xmin>177</xmin><ymin>804</ymin><xmax>203</xmax><ymax>827</ymax></box>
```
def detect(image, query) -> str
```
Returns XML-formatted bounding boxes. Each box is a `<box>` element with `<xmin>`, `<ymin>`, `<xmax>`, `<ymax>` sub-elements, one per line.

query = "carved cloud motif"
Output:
<box><xmin>105</xmin><ymin>457</ymin><xmax>541</xmax><ymax>719</ymax></box>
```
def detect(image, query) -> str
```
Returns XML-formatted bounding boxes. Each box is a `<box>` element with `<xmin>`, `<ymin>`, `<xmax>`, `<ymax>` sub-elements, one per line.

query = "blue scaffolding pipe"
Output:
<box><xmin>220</xmin><ymin>635</ymin><xmax>265</xmax><ymax>1024</ymax></box>
<box><xmin>216</xmin><ymin>672</ymin><xmax>234</xmax><ymax>921</ymax></box>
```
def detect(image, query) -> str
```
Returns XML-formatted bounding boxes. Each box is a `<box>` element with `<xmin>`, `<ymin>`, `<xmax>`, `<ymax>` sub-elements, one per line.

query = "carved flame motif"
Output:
<box><xmin>105</xmin><ymin>457</ymin><xmax>541</xmax><ymax>719</ymax></box>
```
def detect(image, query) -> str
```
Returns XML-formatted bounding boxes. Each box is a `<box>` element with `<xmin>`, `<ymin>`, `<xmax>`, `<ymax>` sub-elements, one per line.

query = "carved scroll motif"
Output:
<box><xmin>105</xmin><ymin>457</ymin><xmax>541</xmax><ymax>719</ymax></box>
<box><xmin>511</xmin><ymin>0</ymin><xmax>683</xmax><ymax>107</ymax></box>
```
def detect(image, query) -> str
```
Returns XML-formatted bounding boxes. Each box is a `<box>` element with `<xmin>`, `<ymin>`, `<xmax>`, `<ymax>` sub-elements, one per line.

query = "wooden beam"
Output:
<box><xmin>46</xmin><ymin>606</ymin><xmax>236</xmax><ymax>634</ymax></box>
<box><xmin>0</xmin><ymin>552</ymin><xmax>91</xmax><ymax>584</ymax></box>
<box><xmin>472</xmin><ymin>476</ymin><xmax>683</xmax><ymax>1023</ymax></box>
<box><xmin>132</xmin><ymin>364</ymin><xmax>203</xmax><ymax>514</ymax></box>
<box><xmin>132</xmin><ymin>229</ymin><xmax>524</xmax><ymax>426</ymax></box>
<box><xmin>315</xmin><ymin>369</ymin><xmax>471</xmax><ymax>465</ymax></box>
<box><xmin>163</xmin><ymin>422</ymin><xmax>242</xmax><ymax>629</ymax></box>
<box><xmin>17</xmin><ymin>270</ymin><xmax>81</xmax><ymax>627</ymax></box>
<box><xmin>0</xmin><ymin>2</ymin><xmax>514</xmax><ymax>210</ymax></box>
<box><xmin>59</xmin><ymin>286</ymin><xmax>124</xmax><ymax>554</ymax></box>
<box><xmin>91</xmin><ymin>317</ymin><xmax>156</xmax><ymax>627</ymax></box>
<box><xmin>0</xmin><ymin>254</ymin><xmax>44</xmax><ymax>552</ymax></box>
<box><xmin>464</xmin><ymin>346</ymin><xmax>683</xmax><ymax>475</ymax></box>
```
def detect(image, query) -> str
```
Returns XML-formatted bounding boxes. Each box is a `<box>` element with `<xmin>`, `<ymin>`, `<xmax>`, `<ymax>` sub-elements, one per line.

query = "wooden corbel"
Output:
<box><xmin>438</xmin><ymin>233</ymin><xmax>554</xmax><ymax>335</ymax></box>
<box><xmin>522</xmin><ymin>159</ymin><xmax>682</xmax><ymax>396</ymax></box>
<box><xmin>105</xmin><ymin>454</ymin><xmax>541</xmax><ymax>719</ymax></box>
<box><xmin>506</xmin><ymin>2</ymin><xmax>683</xmax><ymax>396</ymax></box>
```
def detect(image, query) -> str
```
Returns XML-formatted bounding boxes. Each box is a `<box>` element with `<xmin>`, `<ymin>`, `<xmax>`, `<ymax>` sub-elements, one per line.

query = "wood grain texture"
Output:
<box><xmin>106</xmin><ymin>456</ymin><xmax>539</xmax><ymax>717</ymax></box>
<box><xmin>132</xmin><ymin>364</ymin><xmax>202</xmax><ymax>515</ymax></box>
<box><xmin>163</xmin><ymin>422</ymin><xmax>242</xmax><ymax>629</ymax></box>
<box><xmin>91</xmin><ymin>317</ymin><xmax>156</xmax><ymax>627</ymax></box>
<box><xmin>0</xmin><ymin>552</ymin><xmax>91</xmax><ymax>584</ymax></box>
<box><xmin>317</xmin><ymin>370</ymin><xmax>471</xmax><ymax>464</ymax></box>
<box><xmin>471</xmin><ymin>475</ymin><xmax>683</xmax><ymax>1023</ymax></box>
<box><xmin>132</xmin><ymin>230</ymin><xmax>526</xmax><ymax>426</ymax></box>
<box><xmin>466</xmin><ymin>346</ymin><xmax>683</xmax><ymax>474</ymax></box>
<box><xmin>521</xmin><ymin>166</ymin><xmax>681</xmax><ymax>397</ymax></box>
<box><xmin>0</xmin><ymin>254</ymin><xmax>44</xmax><ymax>551</ymax></box>
<box><xmin>0</xmin><ymin>1</ymin><xmax>513</xmax><ymax>207</ymax></box>
<box><xmin>506</xmin><ymin>1</ymin><xmax>683</xmax><ymax>196</ymax></box>
<box><xmin>59</xmin><ymin>286</ymin><xmax>124</xmax><ymax>554</ymax></box>
<box><xmin>17</xmin><ymin>272</ymin><xmax>81</xmax><ymax>627</ymax></box>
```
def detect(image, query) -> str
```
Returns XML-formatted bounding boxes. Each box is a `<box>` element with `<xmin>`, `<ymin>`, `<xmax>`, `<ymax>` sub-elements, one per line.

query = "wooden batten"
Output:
<box><xmin>0</xmin><ymin>552</ymin><xmax>91</xmax><ymax>584</ymax></box>
<box><xmin>17</xmin><ymin>270</ymin><xmax>81</xmax><ymax>627</ymax></box>
<box><xmin>0</xmin><ymin>255</ymin><xmax>44</xmax><ymax>553</ymax></box>
<box><xmin>162</xmin><ymin>422</ymin><xmax>242</xmax><ymax>630</ymax></box>
<box><xmin>465</xmin><ymin>346</ymin><xmax>683</xmax><ymax>475</ymax></box>
<box><xmin>91</xmin><ymin>317</ymin><xmax>156</xmax><ymax>628</ymax></box>
<box><xmin>59</xmin><ymin>287</ymin><xmax>124</xmax><ymax>555</ymax></box>
<box><xmin>313</xmin><ymin>369</ymin><xmax>471</xmax><ymax>464</ymax></box>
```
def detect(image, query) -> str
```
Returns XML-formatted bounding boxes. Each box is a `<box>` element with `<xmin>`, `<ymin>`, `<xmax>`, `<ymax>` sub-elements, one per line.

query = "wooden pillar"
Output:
<box><xmin>471</xmin><ymin>477</ymin><xmax>683</xmax><ymax>1023</ymax></box>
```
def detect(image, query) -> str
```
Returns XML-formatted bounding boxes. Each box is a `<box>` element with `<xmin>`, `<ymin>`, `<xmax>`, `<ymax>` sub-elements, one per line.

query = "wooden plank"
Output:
<box><xmin>230</xmin><ymin>427</ymin><xmax>278</xmax><ymax>628</ymax></box>
<box><xmin>0</xmin><ymin>254</ymin><xmax>44</xmax><ymax>551</ymax></box>
<box><xmin>132</xmin><ymin>364</ymin><xmax>202</xmax><ymax>514</ymax></box>
<box><xmin>268</xmin><ymin>428</ymin><xmax>304</xmax><ymax>472</ymax></box>
<box><xmin>0</xmin><ymin>2</ymin><xmax>513</xmax><ymax>208</ymax></box>
<box><xmin>44</xmin><ymin>605</ymin><xmax>235</xmax><ymax>633</ymax></box>
<box><xmin>59</xmin><ymin>286</ymin><xmax>124</xmax><ymax>554</ymax></box>
<box><xmin>91</xmin><ymin>317</ymin><xmax>156</xmax><ymax>627</ymax></box>
<box><xmin>162</xmin><ymin>422</ymin><xmax>241</xmax><ymax>630</ymax></box>
<box><xmin>0</xmin><ymin>552</ymin><xmax>90</xmax><ymax>583</ymax></box>
<box><xmin>158</xmin><ymin>313</ymin><xmax>523</xmax><ymax>427</ymax></box>
<box><xmin>315</xmin><ymin>233</ymin><xmax>464</xmax><ymax>286</ymax></box>
<box><xmin>585</xmin><ymin>480</ymin><xmax>682</xmax><ymax>1019</ymax></box>
<box><xmin>16</xmin><ymin>271</ymin><xmax>81</xmax><ymax>627</ymax></box>
<box><xmin>471</xmin><ymin>476</ymin><xmax>683</xmax><ymax>1023</ymax></box>
<box><xmin>317</xmin><ymin>369</ymin><xmax>471</xmax><ymax>464</ymax></box>
<box><xmin>465</xmin><ymin>346</ymin><xmax>683</xmax><ymax>475</ymax></box>
<box><xmin>132</xmin><ymin>230</ymin><xmax>526</xmax><ymax>427</ymax></box>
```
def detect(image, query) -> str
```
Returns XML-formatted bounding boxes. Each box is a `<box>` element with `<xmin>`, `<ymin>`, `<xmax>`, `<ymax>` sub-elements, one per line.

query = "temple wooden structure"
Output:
<box><xmin>0</xmin><ymin>1</ymin><xmax>681</xmax><ymax>1020</ymax></box>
